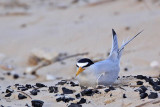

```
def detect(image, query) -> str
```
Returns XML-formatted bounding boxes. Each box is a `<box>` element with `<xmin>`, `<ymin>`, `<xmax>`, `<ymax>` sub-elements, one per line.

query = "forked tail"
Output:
<box><xmin>109</xmin><ymin>29</ymin><xmax>143</xmax><ymax>61</ymax></box>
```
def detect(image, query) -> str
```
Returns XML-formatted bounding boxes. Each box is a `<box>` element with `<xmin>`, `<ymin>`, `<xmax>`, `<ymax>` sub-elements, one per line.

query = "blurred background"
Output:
<box><xmin>0</xmin><ymin>0</ymin><xmax>160</xmax><ymax>86</ymax></box>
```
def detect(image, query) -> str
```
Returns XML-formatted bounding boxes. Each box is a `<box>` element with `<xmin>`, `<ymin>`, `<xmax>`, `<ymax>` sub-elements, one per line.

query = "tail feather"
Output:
<box><xmin>109</xmin><ymin>29</ymin><xmax>143</xmax><ymax>60</ymax></box>
<box><xmin>118</xmin><ymin>30</ymin><xmax>144</xmax><ymax>59</ymax></box>
<box><xmin>110</xmin><ymin>29</ymin><xmax>119</xmax><ymax>56</ymax></box>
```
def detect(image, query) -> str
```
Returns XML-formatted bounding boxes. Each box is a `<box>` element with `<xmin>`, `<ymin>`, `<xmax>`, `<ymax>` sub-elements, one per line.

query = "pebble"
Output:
<box><xmin>75</xmin><ymin>93</ymin><xmax>81</xmax><ymax>99</ymax></box>
<box><xmin>153</xmin><ymin>85</ymin><xmax>160</xmax><ymax>91</ymax></box>
<box><xmin>48</xmin><ymin>86</ymin><xmax>58</xmax><ymax>93</ymax></box>
<box><xmin>104</xmin><ymin>89</ymin><xmax>110</xmax><ymax>93</ymax></box>
<box><xmin>13</xmin><ymin>74</ymin><xmax>19</xmax><ymax>79</ymax></box>
<box><xmin>18</xmin><ymin>93</ymin><xmax>27</xmax><ymax>100</ymax></box>
<box><xmin>62</xmin><ymin>87</ymin><xmax>74</xmax><ymax>94</ymax></box>
<box><xmin>124</xmin><ymin>67</ymin><xmax>128</xmax><ymax>71</ymax></box>
<box><xmin>56</xmin><ymin>95</ymin><xmax>75</xmax><ymax>103</ymax></box>
<box><xmin>123</xmin><ymin>94</ymin><xmax>127</xmax><ymax>98</ymax></box>
<box><xmin>31</xmin><ymin>100</ymin><xmax>44</xmax><ymax>107</ymax></box>
<box><xmin>148</xmin><ymin>92</ymin><xmax>158</xmax><ymax>99</ymax></box>
<box><xmin>139</xmin><ymin>86</ymin><xmax>147</xmax><ymax>94</ymax></box>
<box><xmin>70</xmin><ymin>81</ymin><xmax>79</xmax><ymax>87</ymax></box>
<box><xmin>30</xmin><ymin>89</ymin><xmax>38</xmax><ymax>95</ymax></box>
<box><xmin>68</xmin><ymin>103</ymin><xmax>82</xmax><ymax>107</ymax></box>
<box><xmin>77</xmin><ymin>98</ymin><xmax>86</xmax><ymax>104</ymax></box>
<box><xmin>6</xmin><ymin>88</ymin><xmax>14</xmax><ymax>93</ymax></box>
<box><xmin>5</xmin><ymin>93</ymin><xmax>12</xmax><ymax>97</ymax></box>
<box><xmin>81</xmin><ymin>89</ymin><xmax>99</xmax><ymax>96</ymax></box>
<box><xmin>25</xmin><ymin>84</ymin><xmax>32</xmax><ymax>89</ymax></box>
<box><xmin>137</xmin><ymin>81</ymin><xmax>143</xmax><ymax>85</ymax></box>
<box><xmin>36</xmin><ymin>83</ymin><xmax>46</xmax><ymax>88</ymax></box>
<box><xmin>136</xmin><ymin>75</ymin><xmax>146</xmax><ymax>80</ymax></box>
<box><xmin>140</xmin><ymin>93</ymin><xmax>148</xmax><ymax>99</ymax></box>
<box><xmin>57</xmin><ymin>80</ymin><xmax>67</xmax><ymax>85</ymax></box>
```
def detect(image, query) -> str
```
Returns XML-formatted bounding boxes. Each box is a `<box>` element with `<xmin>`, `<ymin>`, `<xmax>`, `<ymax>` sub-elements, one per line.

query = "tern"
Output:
<box><xmin>75</xmin><ymin>29</ymin><xmax>143</xmax><ymax>87</ymax></box>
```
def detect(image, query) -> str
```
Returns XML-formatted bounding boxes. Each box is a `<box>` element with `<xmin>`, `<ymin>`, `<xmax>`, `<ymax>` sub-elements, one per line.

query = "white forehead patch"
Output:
<box><xmin>77</xmin><ymin>62</ymin><xmax>88</xmax><ymax>67</ymax></box>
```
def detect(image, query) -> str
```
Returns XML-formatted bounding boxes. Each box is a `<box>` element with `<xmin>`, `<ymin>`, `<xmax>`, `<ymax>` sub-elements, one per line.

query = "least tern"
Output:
<box><xmin>76</xmin><ymin>29</ymin><xmax>143</xmax><ymax>87</ymax></box>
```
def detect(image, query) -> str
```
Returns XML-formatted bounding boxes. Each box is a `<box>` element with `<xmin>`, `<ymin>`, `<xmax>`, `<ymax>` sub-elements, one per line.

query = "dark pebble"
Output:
<box><xmin>56</xmin><ymin>96</ymin><xmax>75</xmax><ymax>103</ymax></box>
<box><xmin>25</xmin><ymin>84</ymin><xmax>32</xmax><ymax>89</ymax></box>
<box><xmin>148</xmin><ymin>92</ymin><xmax>158</xmax><ymax>99</ymax></box>
<box><xmin>124</xmin><ymin>67</ymin><xmax>128</xmax><ymax>71</ymax></box>
<box><xmin>21</xmin><ymin>87</ymin><xmax>28</xmax><ymax>91</ymax></box>
<box><xmin>68</xmin><ymin>103</ymin><xmax>82</xmax><ymax>107</ymax></box>
<box><xmin>75</xmin><ymin>93</ymin><xmax>81</xmax><ymax>99</ymax></box>
<box><xmin>110</xmin><ymin>93</ymin><xmax>112</xmax><ymax>97</ymax></box>
<box><xmin>104</xmin><ymin>89</ymin><xmax>110</xmax><ymax>93</ymax></box>
<box><xmin>17</xmin><ymin>86</ymin><xmax>26</xmax><ymax>90</ymax></box>
<box><xmin>6</xmin><ymin>72</ymin><xmax>11</xmax><ymax>76</ymax></box>
<box><xmin>13</xmin><ymin>74</ymin><xmax>19</xmax><ymax>79</ymax></box>
<box><xmin>136</xmin><ymin>75</ymin><xmax>146</xmax><ymax>80</ymax></box>
<box><xmin>5</xmin><ymin>93</ymin><xmax>12</xmax><ymax>97</ymax></box>
<box><xmin>139</xmin><ymin>86</ymin><xmax>147</xmax><ymax>94</ymax></box>
<box><xmin>123</xmin><ymin>94</ymin><xmax>127</xmax><ymax>98</ymax></box>
<box><xmin>31</xmin><ymin>100</ymin><xmax>44</xmax><ymax>107</ymax></box>
<box><xmin>109</xmin><ymin>86</ymin><xmax>115</xmax><ymax>90</ymax></box>
<box><xmin>48</xmin><ymin>86</ymin><xmax>58</xmax><ymax>93</ymax></box>
<box><xmin>153</xmin><ymin>85</ymin><xmax>160</xmax><ymax>91</ymax></box>
<box><xmin>70</xmin><ymin>81</ymin><xmax>79</xmax><ymax>87</ymax></box>
<box><xmin>36</xmin><ymin>83</ymin><xmax>46</xmax><ymax>88</ymax></box>
<box><xmin>30</xmin><ymin>89</ymin><xmax>38</xmax><ymax>95</ymax></box>
<box><xmin>77</xmin><ymin>98</ymin><xmax>86</xmax><ymax>104</ymax></box>
<box><xmin>18</xmin><ymin>93</ymin><xmax>27</xmax><ymax>100</ymax></box>
<box><xmin>140</xmin><ymin>93</ymin><xmax>148</xmax><ymax>99</ymax></box>
<box><xmin>6</xmin><ymin>88</ymin><xmax>14</xmax><ymax>93</ymax></box>
<box><xmin>137</xmin><ymin>81</ymin><xmax>143</xmax><ymax>85</ymax></box>
<box><xmin>57</xmin><ymin>80</ymin><xmax>67</xmax><ymax>85</ymax></box>
<box><xmin>81</xmin><ymin>89</ymin><xmax>94</xmax><ymax>96</ymax></box>
<box><xmin>62</xmin><ymin>87</ymin><xmax>73</xmax><ymax>94</ymax></box>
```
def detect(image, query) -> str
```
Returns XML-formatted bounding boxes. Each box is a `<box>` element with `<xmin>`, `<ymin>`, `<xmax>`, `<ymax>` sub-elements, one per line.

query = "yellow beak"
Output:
<box><xmin>76</xmin><ymin>67</ymin><xmax>85</xmax><ymax>76</ymax></box>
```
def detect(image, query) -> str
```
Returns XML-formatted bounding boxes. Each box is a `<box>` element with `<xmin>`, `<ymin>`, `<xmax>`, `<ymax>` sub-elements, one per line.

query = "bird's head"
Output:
<box><xmin>76</xmin><ymin>58</ymin><xmax>94</xmax><ymax>76</ymax></box>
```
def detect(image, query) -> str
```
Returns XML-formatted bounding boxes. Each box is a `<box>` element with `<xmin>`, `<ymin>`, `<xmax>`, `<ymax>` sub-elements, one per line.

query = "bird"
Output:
<box><xmin>75</xmin><ymin>29</ymin><xmax>143</xmax><ymax>87</ymax></box>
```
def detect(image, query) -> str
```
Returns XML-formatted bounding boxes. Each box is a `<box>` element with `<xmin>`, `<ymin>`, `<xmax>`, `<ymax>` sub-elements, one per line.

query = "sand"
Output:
<box><xmin>0</xmin><ymin>0</ymin><xmax>160</xmax><ymax>107</ymax></box>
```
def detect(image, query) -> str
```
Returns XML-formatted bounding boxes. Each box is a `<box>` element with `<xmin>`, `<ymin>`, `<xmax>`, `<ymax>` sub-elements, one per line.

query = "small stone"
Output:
<box><xmin>21</xmin><ymin>87</ymin><xmax>28</xmax><ymax>91</ymax></box>
<box><xmin>75</xmin><ymin>93</ymin><xmax>80</xmax><ymax>99</ymax></box>
<box><xmin>153</xmin><ymin>85</ymin><xmax>160</xmax><ymax>91</ymax></box>
<box><xmin>136</xmin><ymin>75</ymin><xmax>146</xmax><ymax>80</ymax></box>
<box><xmin>48</xmin><ymin>86</ymin><xmax>58</xmax><ymax>93</ymax></box>
<box><xmin>139</xmin><ymin>86</ymin><xmax>147</xmax><ymax>94</ymax></box>
<box><xmin>5</xmin><ymin>93</ymin><xmax>12</xmax><ymax>97</ymax></box>
<box><xmin>124</xmin><ymin>67</ymin><xmax>128</xmax><ymax>71</ymax></box>
<box><xmin>31</xmin><ymin>100</ymin><xmax>44</xmax><ymax>107</ymax></box>
<box><xmin>30</xmin><ymin>89</ymin><xmax>38</xmax><ymax>95</ymax></box>
<box><xmin>123</xmin><ymin>94</ymin><xmax>127</xmax><ymax>98</ymax></box>
<box><xmin>57</xmin><ymin>80</ymin><xmax>67</xmax><ymax>85</ymax></box>
<box><xmin>148</xmin><ymin>92</ymin><xmax>158</xmax><ymax>99</ymax></box>
<box><xmin>137</xmin><ymin>81</ymin><xmax>143</xmax><ymax>85</ymax></box>
<box><xmin>104</xmin><ymin>89</ymin><xmax>110</xmax><ymax>93</ymax></box>
<box><xmin>6</xmin><ymin>72</ymin><xmax>11</xmax><ymax>76</ymax></box>
<box><xmin>13</xmin><ymin>74</ymin><xmax>19</xmax><ymax>79</ymax></box>
<box><xmin>36</xmin><ymin>83</ymin><xmax>46</xmax><ymax>88</ymax></box>
<box><xmin>70</xmin><ymin>81</ymin><xmax>79</xmax><ymax>87</ymax></box>
<box><xmin>81</xmin><ymin>89</ymin><xmax>94</xmax><ymax>96</ymax></box>
<box><xmin>18</xmin><ymin>93</ymin><xmax>27</xmax><ymax>99</ymax></box>
<box><xmin>140</xmin><ymin>93</ymin><xmax>148</xmax><ymax>99</ymax></box>
<box><xmin>68</xmin><ymin>103</ymin><xmax>82</xmax><ymax>107</ymax></box>
<box><xmin>109</xmin><ymin>86</ymin><xmax>115</xmax><ymax>90</ymax></box>
<box><xmin>25</xmin><ymin>84</ymin><xmax>32</xmax><ymax>89</ymax></box>
<box><xmin>6</xmin><ymin>89</ymin><xmax>14</xmax><ymax>93</ymax></box>
<box><xmin>62</xmin><ymin>87</ymin><xmax>73</xmax><ymax>94</ymax></box>
<box><xmin>77</xmin><ymin>98</ymin><xmax>86</xmax><ymax>104</ymax></box>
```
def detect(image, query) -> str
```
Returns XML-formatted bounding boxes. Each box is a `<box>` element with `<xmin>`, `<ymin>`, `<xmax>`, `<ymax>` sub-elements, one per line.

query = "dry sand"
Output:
<box><xmin>0</xmin><ymin>0</ymin><xmax>160</xmax><ymax>107</ymax></box>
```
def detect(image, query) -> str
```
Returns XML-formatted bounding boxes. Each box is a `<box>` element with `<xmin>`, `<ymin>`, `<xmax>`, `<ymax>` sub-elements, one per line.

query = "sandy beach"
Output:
<box><xmin>0</xmin><ymin>0</ymin><xmax>160</xmax><ymax>107</ymax></box>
